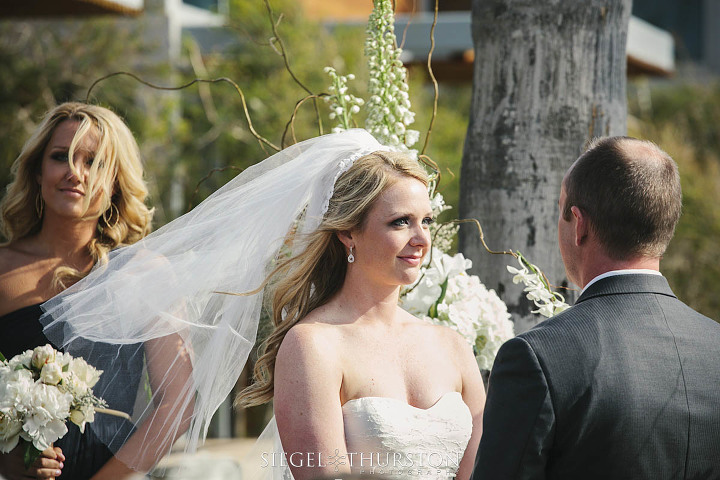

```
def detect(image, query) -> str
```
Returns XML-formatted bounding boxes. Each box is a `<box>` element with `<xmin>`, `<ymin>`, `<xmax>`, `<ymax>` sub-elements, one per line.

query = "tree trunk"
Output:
<box><xmin>459</xmin><ymin>0</ymin><xmax>632</xmax><ymax>333</ymax></box>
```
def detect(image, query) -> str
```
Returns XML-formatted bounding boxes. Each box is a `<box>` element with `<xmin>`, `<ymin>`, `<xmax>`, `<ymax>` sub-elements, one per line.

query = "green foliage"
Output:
<box><xmin>0</xmin><ymin>18</ymin><xmax>176</xmax><ymax>234</ymax></box>
<box><xmin>0</xmin><ymin>19</ymin><xmax>149</xmax><ymax>188</ymax></box>
<box><xmin>628</xmin><ymin>80</ymin><xmax>720</xmax><ymax>320</ymax></box>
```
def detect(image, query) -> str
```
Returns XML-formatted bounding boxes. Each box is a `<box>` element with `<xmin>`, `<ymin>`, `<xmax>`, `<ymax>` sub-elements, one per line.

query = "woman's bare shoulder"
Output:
<box><xmin>282</xmin><ymin>312</ymin><xmax>342</xmax><ymax>349</ymax></box>
<box><xmin>0</xmin><ymin>242</ymin><xmax>49</xmax><ymax>315</ymax></box>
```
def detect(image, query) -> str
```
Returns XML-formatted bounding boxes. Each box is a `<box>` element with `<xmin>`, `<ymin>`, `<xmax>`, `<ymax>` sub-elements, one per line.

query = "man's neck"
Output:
<box><xmin>579</xmin><ymin>256</ymin><xmax>660</xmax><ymax>290</ymax></box>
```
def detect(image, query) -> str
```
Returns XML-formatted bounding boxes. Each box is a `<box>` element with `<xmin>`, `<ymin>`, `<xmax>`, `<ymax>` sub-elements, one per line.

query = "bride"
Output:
<box><xmin>40</xmin><ymin>129</ymin><xmax>484</xmax><ymax>479</ymax></box>
<box><xmin>237</xmin><ymin>148</ymin><xmax>484</xmax><ymax>480</ymax></box>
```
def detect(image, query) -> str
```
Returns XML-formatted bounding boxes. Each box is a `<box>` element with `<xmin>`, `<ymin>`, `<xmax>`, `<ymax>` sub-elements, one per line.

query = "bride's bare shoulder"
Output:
<box><xmin>277</xmin><ymin>310</ymin><xmax>342</xmax><ymax>362</ymax></box>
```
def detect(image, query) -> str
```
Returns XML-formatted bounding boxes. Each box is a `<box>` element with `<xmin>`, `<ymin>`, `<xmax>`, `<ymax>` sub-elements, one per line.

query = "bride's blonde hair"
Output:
<box><xmin>236</xmin><ymin>150</ymin><xmax>428</xmax><ymax>407</ymax></box>
<box><xmin>0</xmin><ymin>102</ymin><xmax>153</xmax><ymax>288</ymax></box>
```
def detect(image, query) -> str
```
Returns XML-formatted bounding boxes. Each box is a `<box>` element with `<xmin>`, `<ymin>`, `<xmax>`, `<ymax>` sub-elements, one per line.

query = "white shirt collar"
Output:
<box><xmin>580</xmin><ymin>269</ymin><xmax>663</xmax><ymax>296</ymax></box>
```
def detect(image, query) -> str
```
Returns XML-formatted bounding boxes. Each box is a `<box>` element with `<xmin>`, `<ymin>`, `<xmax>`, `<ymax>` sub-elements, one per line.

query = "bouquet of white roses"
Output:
<box><xmin>0</xmin><ymin>344</ymin><xmax>108</xmax><ymax>468</ymax></box>
<box><xmin>401</xmin><ymin>247</ymin><xmax>515</xmax><ymax>371</ymax></box>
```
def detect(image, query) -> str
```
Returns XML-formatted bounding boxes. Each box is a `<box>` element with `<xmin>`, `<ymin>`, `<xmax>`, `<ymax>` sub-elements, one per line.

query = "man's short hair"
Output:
<box><xmin>563</xmin><ymin>136</ymin><xmax>682</xmax><ymax>260</ymax></box>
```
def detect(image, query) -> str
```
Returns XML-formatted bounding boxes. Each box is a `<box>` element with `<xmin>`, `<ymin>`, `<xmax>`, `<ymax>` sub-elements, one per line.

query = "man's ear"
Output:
<box><xmin>571</xmin><ymin>206</ymin><xmax>588</xmax><ymax>246</ymax></box>
<box><xmin>336</xmin><ymin>230</ymin><xmax>354</xmax><ymax>250</ymax></box>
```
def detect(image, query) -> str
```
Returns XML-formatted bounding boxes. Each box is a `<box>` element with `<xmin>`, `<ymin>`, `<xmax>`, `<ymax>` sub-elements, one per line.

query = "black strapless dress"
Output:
<box><xmin>0</xmin><ymin>304</ymin><xmax>143</xmax><ymax>480</ymax></box>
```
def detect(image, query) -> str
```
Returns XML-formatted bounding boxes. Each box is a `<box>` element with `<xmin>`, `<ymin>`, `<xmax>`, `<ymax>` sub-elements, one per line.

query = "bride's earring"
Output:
<box><xmin>347</xmin><ymin>246</ymin><xmax>355</xmax><ymax>264</ymax></box>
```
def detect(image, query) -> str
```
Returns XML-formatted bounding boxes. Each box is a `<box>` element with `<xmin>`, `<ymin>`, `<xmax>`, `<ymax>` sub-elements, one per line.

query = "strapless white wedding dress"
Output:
<box><xmin>341</xmin><ymin>391</ymin><xmax>472</xmax><ymax>479</ymax></box>
<box><xmin>245</xmin><ymin>391</ymin><xmax>472</xmax><ymax>480</ymax></box>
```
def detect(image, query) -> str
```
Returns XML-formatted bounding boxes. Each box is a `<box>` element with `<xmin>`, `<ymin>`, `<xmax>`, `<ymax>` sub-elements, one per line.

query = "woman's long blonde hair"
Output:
<box><xmin>236</xmin><ymin>150</ymin><xmax>428</xmax><ymax>408</ymax></box>
<box><xmin>0</xmin><ymin>102</ymin><xmax>153</xmax><ymax>288</ymax></box>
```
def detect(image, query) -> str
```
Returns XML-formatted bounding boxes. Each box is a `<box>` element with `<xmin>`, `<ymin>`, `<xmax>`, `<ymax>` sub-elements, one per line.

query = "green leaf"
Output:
<box><xmin>0</xmin><ymin>350</ymin><xmax>6</xmax><ymax>362</ymax></box>
<box><xmin>23</xmin><ymin>441</ymin><xmax>43</xmax><ymax>470</ymax></box>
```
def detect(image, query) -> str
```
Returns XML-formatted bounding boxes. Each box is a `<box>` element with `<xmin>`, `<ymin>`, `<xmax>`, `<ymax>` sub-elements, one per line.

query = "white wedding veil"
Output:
<box><xmin>39</xmin><ymin>129</ymin><xmax>384</xmax><ymax>471</ymax></box>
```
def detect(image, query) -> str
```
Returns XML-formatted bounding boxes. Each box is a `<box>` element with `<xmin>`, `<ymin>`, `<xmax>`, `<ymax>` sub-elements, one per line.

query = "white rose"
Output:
<box><xmin>31</xmin><ymin>345</ymin><xmax>56</xmax><ymax>370</ymax></box>
<box><xmin>40</xmin><ymin>363</ymin><xmax>63</xmax><ymax>386</ymax></box>
<box><xmin>69</xmin><ymin>406</ymin><xmax>96</xmax><ymax>434</ymax></box>
<box><xmin>69</xmin><ymin>358</ymin><xmax>102</xmax><ymax>390</ymax></box>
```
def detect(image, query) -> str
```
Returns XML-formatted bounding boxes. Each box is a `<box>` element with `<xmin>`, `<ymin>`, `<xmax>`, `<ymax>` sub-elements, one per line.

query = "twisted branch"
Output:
<box><xmin>282</xmin><ymin>93</ymin><xmax>329</xmax><ymax>148</ymax></box>
<box><xmin>420</xmin><ymin>0</ymin><xmax>440</xmax><ymax>156</ymax></box>
<box><xmin>188</xmin><ymin>166</ymin><xmax>245</xmax><ymax>211</ymax></box>
<box><xmin>263</xmin><ymin>0</ymin><xmax>323</xmax><ymax>137</ymax></box>
<box><xmin>85</xmin><ymin>71</ymin><xmax>280</xmax><ymax>153</ymax></box>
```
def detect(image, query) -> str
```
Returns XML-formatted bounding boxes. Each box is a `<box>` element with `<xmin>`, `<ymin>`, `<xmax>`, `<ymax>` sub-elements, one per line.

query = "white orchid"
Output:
<box><xmin>507</xmin><ymin>255</ymin><xmax>570</xmax><ymax>318</ymax></box>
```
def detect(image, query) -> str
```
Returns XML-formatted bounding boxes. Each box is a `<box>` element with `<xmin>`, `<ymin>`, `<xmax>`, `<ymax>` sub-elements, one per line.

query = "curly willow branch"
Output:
<box><xmin>417</xmin><ymin>154</ymin><xmax>441</xmax><ymax>196</ymax></box>
<box><xmin>282</xmin><ymin>93</ymin><xmax>329</xmax><ymax>148</ymax></box>
<box><xmin>452</xmin><ymin>218</ymin><xmax>517</xmax><ymax>257</ymax></box>
<box><xmin>188</xmin><ymin>165</ymin><xmax>245</xmax><ymax>211</ymax></box>
<box><xmin>263</xmin><ymin>0</ymin><xmax>323</xmax><ymax>137</ymax></box>
<box><xmin>420</xmin><ymin>0</ymin><xmax>440</xmax><ymax>156</ymax></box>
<box><xmin>85</xmin><ymin>71</ymin><xmax>280</xmax><ymax>153</ymax></box>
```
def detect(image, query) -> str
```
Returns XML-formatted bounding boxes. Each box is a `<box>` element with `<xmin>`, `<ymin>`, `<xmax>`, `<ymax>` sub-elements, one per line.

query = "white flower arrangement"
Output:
<box><xmin>324</xmin><ymin>0</ymin><xmax>419</xmax><ymax>152</ymax></box>
<box><xmin>0</xmin><ymin>345</ymin><xmax>111</xmax><ymax>467</ymax></box>
<box><xmin>401</xmin><ymin>248</ymin><xmax>515</xmax><ymax>371</ymax></box>
<box><xmin>320</xmin><ymin>0</ymin><xmax>572</xmax><ymax>371</ymax></box>
<box><xmin>507</xmin><ymin>254</ymin><xmax>570</xmax><ymax>317</ymax></box>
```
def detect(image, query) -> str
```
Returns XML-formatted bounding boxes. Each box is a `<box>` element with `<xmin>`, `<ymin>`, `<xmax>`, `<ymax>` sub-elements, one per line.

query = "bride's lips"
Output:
<box><xmin>398</xmin><ymin>254</ymin><xmax>423</xmax><ymax>266</ymax></box>
<box><xmin>59</xmin><ymin>187</ymin><xmax>85</xmax><ymax>198</ymax></box>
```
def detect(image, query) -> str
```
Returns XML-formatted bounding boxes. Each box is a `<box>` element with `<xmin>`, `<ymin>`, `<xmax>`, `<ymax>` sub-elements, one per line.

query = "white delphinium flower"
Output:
<box><xmin>507</xmin><ymin>255</ymin><xmax>570</xmax><ymax>317</ymax></box>
<box><xmin>323</xmin><ymin>67</ymin><xmax>364</xmax><ymax>133</ymax></box>
<box><xmin>364</xmin><ymin>0</ymin><xmax>419</xmax><ymax>151</ymax></box>
<box><xmin>428</xmin><ymin>193</ymin><xmax>458</xmax><ymax>254</ymax></box>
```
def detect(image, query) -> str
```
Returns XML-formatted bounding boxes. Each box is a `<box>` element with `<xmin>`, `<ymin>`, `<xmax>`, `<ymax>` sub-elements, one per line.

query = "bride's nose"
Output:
<box><xmin>409</xmin><ymin>224</ymin><xmax>430</xmax><ymax>247</ymax></box>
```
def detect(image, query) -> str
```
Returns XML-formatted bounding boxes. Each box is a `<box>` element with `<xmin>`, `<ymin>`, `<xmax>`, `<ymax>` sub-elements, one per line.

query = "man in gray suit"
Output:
<box><xmin>472</xmin><ymin>136</ymin><xmax>720</xmax><ymax>479</ymax></box>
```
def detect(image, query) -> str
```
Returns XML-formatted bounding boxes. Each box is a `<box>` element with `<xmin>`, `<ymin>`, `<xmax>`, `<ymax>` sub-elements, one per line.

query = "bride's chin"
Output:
<box><xmin>398</xmin><ymin>271</ymin><xmax>422</xmax><ymax>286</ymax></box>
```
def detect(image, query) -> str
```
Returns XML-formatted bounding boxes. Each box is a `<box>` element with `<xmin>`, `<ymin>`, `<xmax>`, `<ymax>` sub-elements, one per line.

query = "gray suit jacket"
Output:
<box><xmin>472</xmin><ymin>274</ymin><xmax>720</xmax><ymax>480</ymax></box>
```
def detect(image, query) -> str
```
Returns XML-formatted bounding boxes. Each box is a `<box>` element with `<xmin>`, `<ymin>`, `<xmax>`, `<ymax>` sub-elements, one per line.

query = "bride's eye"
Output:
<box><xmin>51</xmin><ymin>152</ymin><xmax>69</xmax><ymax>162</ymax></box>
<box><xmin>391</xmin><ymin>217</ymin><xmax>410</xmax><ymax>227</ymax></box>
<box><xmin>422</xmin><ymin>217</ymin><xmax>435</xmax><ymax>226</ymax></box>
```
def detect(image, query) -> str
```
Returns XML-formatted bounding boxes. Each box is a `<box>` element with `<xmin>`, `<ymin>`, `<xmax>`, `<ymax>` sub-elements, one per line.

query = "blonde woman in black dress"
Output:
<box><xmin>0</xmin><ymin>102</ymin><xmax>153</xmax><ymax>480</ymax></box>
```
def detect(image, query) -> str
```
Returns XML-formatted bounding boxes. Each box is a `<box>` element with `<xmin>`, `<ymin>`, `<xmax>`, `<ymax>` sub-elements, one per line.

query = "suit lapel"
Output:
<box><xmin>576</xmin><ymin>274</ymin><xmax>677</xmax><ymax>304</ymax></box>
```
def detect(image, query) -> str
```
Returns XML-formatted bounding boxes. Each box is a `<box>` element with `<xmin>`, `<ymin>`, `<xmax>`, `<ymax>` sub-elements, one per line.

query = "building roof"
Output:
<box><xmin>0</xmin><ymin>0</ymin><xmax>143</xmax><ymax>17</ymax></box>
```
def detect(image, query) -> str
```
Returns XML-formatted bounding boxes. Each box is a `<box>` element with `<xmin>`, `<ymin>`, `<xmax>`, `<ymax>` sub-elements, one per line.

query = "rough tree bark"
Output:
<box><xmin>459</xmin><ymin>0</ymin><xmax>633</xmax><ymax>333</ymax></box>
